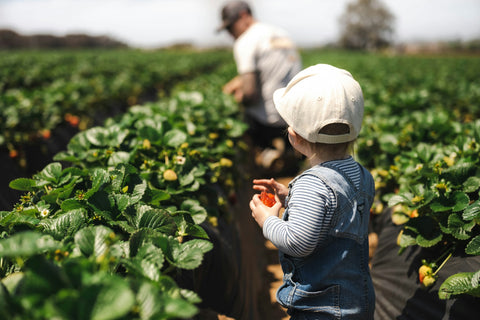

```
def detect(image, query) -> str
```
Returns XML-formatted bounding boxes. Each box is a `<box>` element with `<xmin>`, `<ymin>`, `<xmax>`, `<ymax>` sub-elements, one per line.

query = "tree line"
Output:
<box><xmin>0</xmin><ymin>29</ymin><xmax>127</xmax><ymax>49</ymax></box>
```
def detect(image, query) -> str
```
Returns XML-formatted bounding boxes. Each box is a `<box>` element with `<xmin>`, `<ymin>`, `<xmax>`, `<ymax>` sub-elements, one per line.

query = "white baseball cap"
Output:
<box><xmin>273</xmin><ymin>64</ymin><xmax>364</xmax><ymax>144</ymax></box>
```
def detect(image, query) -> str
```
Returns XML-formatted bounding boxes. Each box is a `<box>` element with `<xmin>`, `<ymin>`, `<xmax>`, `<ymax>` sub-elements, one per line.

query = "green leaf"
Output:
<box><xmin>8</xmin><ymin>178</ymin><xmax>37</xmax><ymax>191</ymax></box>
<box><xmin>74</xmin><ymin>226</ymin><xmax>113</xmax><ymax>258</ymax></box>
<box><xmin>164</xmin><ymin>129</ymin><xmax>187</xmax><ymax>148</ymax></box>
<box><xmin>466</xmin><ymin>235</ymin><xmax>480</xmax><ymax>255</ymax></box>
<box><xmin>388</xmin><ymin>194</ymin><xmax>411</xmax><ymax>207</ymax></box>
<box><xmin>448</xmin><ymin>213</ymin><xmax>475</xmax><ymax>240</ymax></box>
<box><xmin>22</xmin><ymin>255</ymin><xmax>70</xmax><ymax>295</ymax></box>
<box><xmin>173</xmin><ymin>212</ymin><xmax>208</xmax><ymax>239</ymax></box>
<box><xmin>135</xmin><ymin>205</ymin><xmax>175</xmax><ymax>234</ymax></box>
<box><xmin>439</xmin><ymin>272</ymin><xmax>480</xmax><ymax>300</ymax></box>
<box><xmin>35</xmin><ymin>162</ymin><xmax>63</xmax><ymax>185</ymax></box>
<box><xmin>406</xmin><ymin>216</ymin><xmax>443</xmax><ymax>247</ymax></box>
<box><xmin>463</xmin><ymin>200</ymin><xmax>480</xmax><ymax>221</ymax></box>
<box><xmin>0</xmin><ymin>210</ymin><xmax>40</xmax><ymax>229</ymax></box>
<box><xmin>171</xmin><ymin>239</ymin><xmax>212</xmax><ymax>270</ymax></box>
<box><xmin>88</xmin><ymin>191</ymin><xmax>115</xmax><ymax>216</ymax></box>
<box><xmin>39</xmin><ymin>209</ymin><xmax>87</xmax><ymax>240</ymax></box>
<box><xmin>430</xmin><ymin>200</ymin><xmax>453</xmax><ymax>213</ymax></box>
<box><xmin>85</xmin><ymin>168</ymin><xmax>110</xmax><ymax>199</ymax></box>
<box><xmin>121</xmin><ymin>243</ymin><xmax>164</xmax><ymax>281</ymax></box>
<box><xmin>138</xmin><ymin>124</ymin><xmax>163</xmax><ymax>143</ymax></box>
<box><xmin>180</xmin><ymin>199</ymin><xmax>208</xmax><ymax>225</ymax></box>
<box><xmin>164</xmin><ymin>295</ymin><xmax>199</xmax><ymax>319</ymax></box>
<box><xmin>451</xmin><ymin>192</ymin><xmax>470</xmax><ymax>212</ymax></box>
<box><xmin>135</xmin><ymin>282</ymin><xmax>163</xmax><ymax>319</ymax></box>
<box><xmin>0</xmin><ymin>231</ymin><xmax>59</xmax><ymax>257</ymax></box>
<box><xmin>61</xmin><ymin>199</ymin><xmax>86</xmax><ymax>211</ymax></box>
<box><xmin>79</xmin><ymin>273</ymin><xmax>135</xmax><ymax>320</ymax></box>
<box><xmin>85</xmin><ymin>126</ymin><xmax>129</xmax><ymax>147</ymax></box>
<box><xmin>148</xmin><ymin>189</ymin><xmax>171</xmax><ymax>206</ymax></box>
<box><xmin>108</xmin><ymin>151</ymin><xmax>131</xmax><ymax>166</ymax></box>
<box><xmin>463</xmin><ymin>176</ymin><xmax>480</xmax><ymax>193</ymax></box>
<box><xmin>397</xmin><ymin>230</ymin><xmax>417</xmax><ymax>248</ymax></box>
<box><xmin>441</xmin><ymin>162</ymin><xmax>477</xmax><ymax>186</ymax></box>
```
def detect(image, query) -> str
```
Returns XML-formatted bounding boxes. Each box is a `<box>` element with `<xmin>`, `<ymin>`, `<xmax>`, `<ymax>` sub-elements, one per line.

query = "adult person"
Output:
<box><xmin>217</xmin><ymin>1</ymin><xmax>302</xmax><ymax>173</ymax></box>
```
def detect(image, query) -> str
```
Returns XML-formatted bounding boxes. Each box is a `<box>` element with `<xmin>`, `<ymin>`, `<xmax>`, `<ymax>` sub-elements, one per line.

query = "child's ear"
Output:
<box><xmin>287</xmin><ymin>127</ymin><xmax>302</xmax><ymax>144</ymax></box>
<box><xmin>287</xmin><ymin>127</ymin><xmax>296</xmax><ymax>138</ymax></box>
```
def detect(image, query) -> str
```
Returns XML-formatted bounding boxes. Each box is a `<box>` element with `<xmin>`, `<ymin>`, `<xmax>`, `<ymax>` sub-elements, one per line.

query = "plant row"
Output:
<box><xmin>302</xmin><ymin>51</ymin><xmax>480</xmax><ymax>298</ymax></box>
<box><xmin>0</xmin><ymin>49</ymin><xmax>232</xmax><ymax>166</ymax></box>
<box><xmin>0</xmin><ymin>62</ymin><xmax>247</xmax><ymax>319</ymax></box>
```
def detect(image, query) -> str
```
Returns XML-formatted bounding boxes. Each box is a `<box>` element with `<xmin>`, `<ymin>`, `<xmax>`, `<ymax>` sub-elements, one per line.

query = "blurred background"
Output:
<box><xmin>1</xmin><ymin>0</ymin><xmax>479</xmax><ymax>51</ymax></box>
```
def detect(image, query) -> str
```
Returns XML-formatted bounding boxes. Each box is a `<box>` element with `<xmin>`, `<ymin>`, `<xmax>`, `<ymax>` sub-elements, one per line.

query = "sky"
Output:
<box><xmin>0</xmin><ymin>0</ymin><xmax>479</xmax><ymax>48</ymax></box>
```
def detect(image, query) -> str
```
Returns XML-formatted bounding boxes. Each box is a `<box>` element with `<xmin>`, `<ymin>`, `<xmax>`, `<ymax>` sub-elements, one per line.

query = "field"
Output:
<box><xmin>1</xmin><ymin>48</ymin><xmax>479</xmax><ymax>319</ymax></box>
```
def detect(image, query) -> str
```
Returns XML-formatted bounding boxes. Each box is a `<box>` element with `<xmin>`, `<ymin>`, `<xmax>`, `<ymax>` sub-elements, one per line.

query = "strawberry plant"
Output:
<box><xmin>0</xmin><ymin>49</ymin><xmax>232</xmax><ymax>170</ymax></box>
<box><xmin>0</xmin><ymin>67</ymin><xmax>247</xmax><ymax>318</ymax></box>
<box><xmin>385</xmin><ymin>120</ymin><xmax>480</xmax><ymax>298</ymax></box>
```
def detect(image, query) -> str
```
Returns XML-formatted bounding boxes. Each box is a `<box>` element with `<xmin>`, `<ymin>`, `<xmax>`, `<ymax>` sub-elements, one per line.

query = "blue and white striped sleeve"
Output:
<box><xmin>263</xmin><ymin>174</ymin><xmax>336</xmax><ymax>257</ymax></box>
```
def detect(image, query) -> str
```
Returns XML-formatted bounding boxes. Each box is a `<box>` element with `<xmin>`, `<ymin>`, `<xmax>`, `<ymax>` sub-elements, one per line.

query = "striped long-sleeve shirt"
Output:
<box><xmin>263</xmin><ymin>156</ymin><xmax>362</xmax><ymax>257</ymax></box>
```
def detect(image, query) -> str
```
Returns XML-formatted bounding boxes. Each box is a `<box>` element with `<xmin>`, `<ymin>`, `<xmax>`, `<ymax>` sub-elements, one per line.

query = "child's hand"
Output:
<box><xmin>252</xmin><ymin>178</ymin><xmax>288</xmax><ymax>207</ymax></box>
<box><xmin>249</xmin><ymin>192</ymin><xmax>282</xmax><ymax>228</ymax></box>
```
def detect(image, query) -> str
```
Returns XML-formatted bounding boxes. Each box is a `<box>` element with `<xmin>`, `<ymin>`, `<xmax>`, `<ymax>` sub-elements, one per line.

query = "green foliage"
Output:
<box><xmin>0</xmin><ymin>53</ymin><xmax>245</xmax><ymax>319</ymax></box>
<box><xmin>302</xmin><ymin>50</ymin><xmax>480</xmax><ymax>299</ymax></box>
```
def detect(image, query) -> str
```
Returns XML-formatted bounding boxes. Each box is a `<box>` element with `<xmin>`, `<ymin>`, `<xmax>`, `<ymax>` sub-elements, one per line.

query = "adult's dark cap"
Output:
<box><xmin>216</xmin><ymin>1</ymin><xmax>252</xmax><ymax>32</ymax></box>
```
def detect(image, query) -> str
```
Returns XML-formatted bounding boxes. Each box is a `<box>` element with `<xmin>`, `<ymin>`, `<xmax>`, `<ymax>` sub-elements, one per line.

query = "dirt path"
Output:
<box><xmin>263</xmin><ymin>177</ymin><xmax>293</xmax><ymax>320</ymax></box>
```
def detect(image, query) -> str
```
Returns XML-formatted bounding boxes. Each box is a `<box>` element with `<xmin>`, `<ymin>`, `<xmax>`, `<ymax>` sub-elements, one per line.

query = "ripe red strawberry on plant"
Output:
<box><xmin>260</xmin><ymin>191</ymin><xmax>276</xmax><ymax>207</ymax></box>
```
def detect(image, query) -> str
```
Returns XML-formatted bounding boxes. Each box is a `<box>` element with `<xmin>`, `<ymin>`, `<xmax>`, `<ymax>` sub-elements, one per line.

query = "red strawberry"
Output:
<box><xmin>260</xmin><ymin>191</ymin><xmax>276</xmax><ymax>207</ymax></box>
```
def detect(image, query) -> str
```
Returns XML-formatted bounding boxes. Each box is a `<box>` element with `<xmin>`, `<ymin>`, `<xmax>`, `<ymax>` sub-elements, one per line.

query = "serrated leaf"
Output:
<box><xmin>171</xmin><ymin>239</ymin><xmax>212</xmax><ymax>270</ymax></box>
<box><xmin>121</xmin><ymin>243</ymin><xmax>164</xmax><ymax>281</ymax></box>
<box><xmin>8</xmin><ymin>178</ymin><xmax>37</xmax><ymax>191</ymax></box>
<box><xmin>451</xmin><ymin>192</ymin><xmax>470</xmax><ymax>212</ymax></box>
<box><xmin>135</xmin><ymin>282</ymin><xmax>163</xmax><ymax>319</ymax></box>
<box><xmin>463</xmin><ymin>176</ymin><xmax>480</xmax><ymax>193</ymax></box>
<box><xmin>36</xmin><ymin>162</ymin><xmax>63</xmax><ymax>184</ymax></box>
<box><xmin>398</xmin><ymin>230</ymin><xmax>417</xmax><ymax>248</ymax></box>
<box><xmin>164</xmin><ymin>129</ymin><xmax>187</xmax><ymax>148</ymax></box>
<box><xmin>406</xmin><ymin>216</ymin><xmax>443</xmax><ymax>247</ymax></box>
<box><xmin>74</xmin><ymin>226</ymin><xmax>113</xmax><ymax>258</ymax></box>
<box><xmin>466</xmin><ymin>235</ymin><xmax>480</xmax><ymax>255</ymax></box>
<box><xmin>463</xmin><ymin>200</ymin><xmax>480</xmax><ymax>221</ymax></box>
<box><xmin>22</xmin><ymin>255</ymin><xmax>70</xmax><ymax>294</ymax></box>
<box><xmin>439</xmin><ymin>272</ymin><xmax>480</xmax><ymax>300</ymax></box>
<box><xmin>441</xmin><ymin>162</ymin><xmax>477</xmax><ymax>186</ymax></box>
<box><xmin>107</xmin><ymin>151</ymin><xmax>130</xmax><ymax>166</ymax></box>
<box><xmin>388</xmin><ymin>194</ymin><xmax>411</xmax><ymax>207</ymax></box>
<box><xmin>85</xmin><ymin>126</ymin><xmax>128</xmax><ymax>148</ymax></box>
<box><xmin>448</xmin><ymin>213</ymin><xmax>475</xmax><ymax>240</ymax></box>
<box><xmin>0</xmin><ymin>232</ymin><xmax>59</xmax><ymax>257</ymax></box>
<box><xmin>85</xmin><ymin>169</ymin><xmax>110</xmax><ymax>199</ymax></box>
<box><xmin>148</xmin><ymin>189</ymin><xmax>171</xmax><ymax>206</ymax></box>
<box><xmin>0</xmin><ymin>211</ymin><xmax>40</xmax><ymax>229</ymax></box>
<box><xmin>163</xmin><ymin>295</ymin><xmax>199</xmax><ymax>319</ymax></box>
<box><xmin>135</xmin><ymin>206</ymin><xmax>175</xmax><ymax>234</ymax></box>
<box><xmin>180</xmin><ymin>199</ymin><xmax>207</xmax><ymax>225</ymax></box>
<box><xmin>472</xmin><ymin>270</ymin><xmax>480</xmax><ymax>287</ymax></box>
<box><xmin>79</xmin><ymin>274</ymin><xmax>135</xmax><ymax>320</ymax></box>
<box><xmin>39</xmin><ymin>209</ymin><xmax>87</xmax><ymax>240</ymax></box>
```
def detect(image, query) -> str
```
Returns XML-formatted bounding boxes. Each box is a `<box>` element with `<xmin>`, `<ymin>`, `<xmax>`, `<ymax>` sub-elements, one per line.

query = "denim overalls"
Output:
<box><xmin>276</xmin><ymin>161</ymin><xmax>375</xmax><ymax>319</ymax></box>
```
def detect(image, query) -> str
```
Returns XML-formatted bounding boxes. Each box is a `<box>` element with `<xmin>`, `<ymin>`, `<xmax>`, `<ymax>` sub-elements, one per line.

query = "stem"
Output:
<box><xmin>433</xmin><ymin>252</ymin><xmax>453</xmax><ymax>276</ymax></box>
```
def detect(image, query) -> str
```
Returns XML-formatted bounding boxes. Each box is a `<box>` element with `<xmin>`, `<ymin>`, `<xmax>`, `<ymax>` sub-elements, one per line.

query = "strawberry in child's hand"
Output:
<box><xmin>260</xmin><ymin>191</ymin><xmax>276</xmax><ymax>207</ymax></box>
